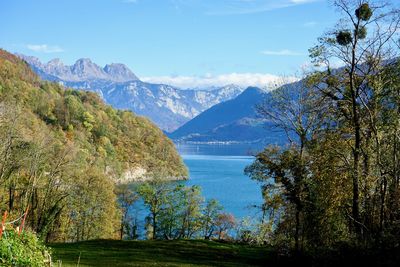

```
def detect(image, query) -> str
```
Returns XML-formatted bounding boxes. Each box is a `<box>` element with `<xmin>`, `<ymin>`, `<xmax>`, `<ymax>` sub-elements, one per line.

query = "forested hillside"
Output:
<box><xmin>0</xmin><ymin>49</ymin><xmax>187</xmax><ymax>242</ymax></box>
<box><xmin>246</xmin><ymin>1</ymin><xmax>400</xmax><ymax>252</ymax></box>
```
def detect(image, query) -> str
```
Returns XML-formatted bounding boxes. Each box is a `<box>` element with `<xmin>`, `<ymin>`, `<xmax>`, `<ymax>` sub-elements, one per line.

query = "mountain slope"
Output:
<box><xmin>17</xmin><ymin>54</ymin><xmax>243</xmax><ymax>131</ymax></box>
<box><xmin>169</xmin><ymin>87</ymin><xmax>285</xmax><ymax>143</ymax></box>
<box><xmin>170</xmin><ymin>87</ymin><xmax>263</xmax><ymax>138</ymax></box>
<box><xmin>1</xmin><ymin>49</ymin><xmax>187</xmax><ymax>180</ymax></box>
<box><xmin>64</xmin><ymin>80</ymin><xmax>243</xmax><ymax>131</ymax></box>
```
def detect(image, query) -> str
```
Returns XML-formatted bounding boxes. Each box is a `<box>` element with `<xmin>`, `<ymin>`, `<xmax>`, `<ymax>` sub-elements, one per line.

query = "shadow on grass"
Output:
<box><xmin>49</xmin><ymin>239</ymin><xmax>272</xmax><ymax>267</ymax></box>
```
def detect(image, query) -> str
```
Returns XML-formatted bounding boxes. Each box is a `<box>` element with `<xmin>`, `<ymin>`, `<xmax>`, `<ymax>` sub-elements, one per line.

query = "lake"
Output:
<box><xmin>177</xmin><ymin>143</ymin><xmax>265</xmax><ymax>220</ymax></box>
<box><xmin>129</xmin><ymin>143</ymin><xmax>265</xmax><ymax>238</ymax></box>
<box><xmin>175</xmin><ymin>142</ymin><xmax>265</xmax><ymax>157</ymax></box>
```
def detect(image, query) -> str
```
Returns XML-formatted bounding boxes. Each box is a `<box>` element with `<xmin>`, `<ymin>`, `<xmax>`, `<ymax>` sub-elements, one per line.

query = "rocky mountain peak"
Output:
<box><xmin>16</xmin><ymin>54</ymin><xmax>43</xmax><ymax>68</ymax></box>
<box><xmin>71</xmin><ymin>58</ymin><xmax>104</xmax><ymax>77</ymax></box>
<box><xmin>16</xmin><ymin>54</ymin><xmax>141</xmax><ymax>82</ymax></box>
<box><xmin>47</xmin><ymin>58</ymin><xmax>63</xmax><ymax>66</ymax></box>
<box><xmin>104</xmin><ymin>63</ymin><xmax>138</xmax><ymax>82</ymax></box>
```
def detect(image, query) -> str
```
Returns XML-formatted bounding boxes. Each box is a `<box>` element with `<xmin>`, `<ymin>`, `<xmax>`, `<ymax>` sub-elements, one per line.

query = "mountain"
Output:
<box><xmin>18</xmin><ymin>54</ymin><xmax>138</xmax><ymax>82</ymax></box>
<box><xmin>169</xmin><ymin>87</ymin><xmax>285</xmax><ymax>144</ymax></box>
<box><xmin>17</xmin><ymin>54</ymin><xmax>243</xmax><ymax>131</ymax></box>
<box><xmin>64</xmin><ymin>81</ymin><xmax>243</xmax><ymax>132</ymax></box>
<box><xmin>1</xmin><ymin>49</ymin><xmax>187</xmax><ymax>181</ymax></box>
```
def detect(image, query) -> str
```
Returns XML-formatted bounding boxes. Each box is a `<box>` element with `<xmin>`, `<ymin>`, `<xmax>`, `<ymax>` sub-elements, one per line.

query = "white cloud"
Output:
<box><xmin>290</xmin><ymin>0</ymin><xmax>317</xmax><ymax>3</ymax></box>
<box><xmin>303</xmin><ymin>21</ymin><xmax>317</xmax><ymax>27</ymax></box>
<box><xmin>202</xmin><ymin>0</ymin><xmax>321</xmax><ymax>15</ymax></box>
<box><xmin>26</xmin><ymin>44</ymin><xmax>64</xmax><ymax>53</ymax></box>
<box><xmin>142</xmin><ymin>73</ymin><xmax>298</xmax><ymax>89</ymax></box>
<box><xmin>261</xmin><ymin>49</ymin><xmax>304</xmax><ymax>56</ymax></box>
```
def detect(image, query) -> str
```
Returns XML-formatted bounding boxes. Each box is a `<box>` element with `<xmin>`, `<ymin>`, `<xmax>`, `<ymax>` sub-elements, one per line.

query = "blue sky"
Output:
<box><xmin>0</xmin><ymin>0</ymin><xmax>340</xmax><ymax>87</ymax></box>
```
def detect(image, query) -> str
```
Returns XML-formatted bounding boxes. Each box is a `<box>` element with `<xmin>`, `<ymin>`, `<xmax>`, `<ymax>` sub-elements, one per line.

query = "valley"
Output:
<box><xmin>2</xmin><ymin>1</ymin><xmax>400</xmax><ymax>266</ymax></box>
<box><xmin>18</xmin><ymin>54</ymin><xmax>244</xmax><ymax>132</ymax></box>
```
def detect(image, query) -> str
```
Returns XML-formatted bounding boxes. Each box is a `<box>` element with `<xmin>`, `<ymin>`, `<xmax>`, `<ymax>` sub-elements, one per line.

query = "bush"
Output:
<box><xmin>0</xmin><ymin>230</ymin><xmax>51</xmax><ymax>266</ymax></box>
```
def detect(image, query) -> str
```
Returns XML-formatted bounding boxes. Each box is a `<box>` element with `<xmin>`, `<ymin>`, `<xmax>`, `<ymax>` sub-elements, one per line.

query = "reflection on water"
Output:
<box><xmin>175</xmin><ymin>142</ymin><xmax>265</xmax><ymax>156</ymax></box>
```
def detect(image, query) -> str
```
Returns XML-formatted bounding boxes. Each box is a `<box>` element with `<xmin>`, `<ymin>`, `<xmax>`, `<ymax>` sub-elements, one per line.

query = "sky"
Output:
<box><xmin>0</xmin><ymin>0</ymin><xmax>341</xmax><ymax>88</ymax></box>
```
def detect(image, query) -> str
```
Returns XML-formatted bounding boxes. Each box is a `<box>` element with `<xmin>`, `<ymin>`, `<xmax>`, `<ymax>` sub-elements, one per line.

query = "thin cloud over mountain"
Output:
<box><xmin>26</xmin><ymin>44</ymin><xmax>64</xmax><ymax>53</ymax></box>
<box><xmin>142</xmin><ymin>72</ymin><xmax>297</xmax><ymax>89</ymax></box>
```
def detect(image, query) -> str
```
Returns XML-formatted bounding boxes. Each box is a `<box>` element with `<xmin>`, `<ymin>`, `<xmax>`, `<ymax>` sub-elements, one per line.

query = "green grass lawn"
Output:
<box><xmin>48</xmin><ymin>239</ymin><xmax>273</xmax><ymax>266</ymax></box>
<box><xmin>48</xmin><ymin>239</ymin><xmax>400</xmax><ymax>267</ymax></box>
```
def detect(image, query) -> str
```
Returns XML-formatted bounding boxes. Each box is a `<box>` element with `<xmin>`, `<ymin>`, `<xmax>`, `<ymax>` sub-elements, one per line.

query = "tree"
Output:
<box><xmin>157</xmin><ymin>184</ymin><xmax>185</xmax><ymax>240</ymax></box>
<box><xmin>179</xmin><ymin>185</ymin><xmax>204</xmax><ymax>238</ymax></box>
<box><xmin>140</xmin><ymin>183</ymin><xmax>204</xmax><ymax>240</ymax></box>
<box><xmin>201</xmin><ymin>199</ymin><xmax>223</xmax><ymax>240</ymax></box>
<box><xmin>116</xmin><ymin>184</ymin><xmax>139</xmax><ymax>240</ymax></box>
<box><xmin>137</xmin><ymin>179</ymin><xmax>170</xmax><ymax>240</ymax></box>
<box><xmin>309</xmin><ymin>0</ymin><xmax>400</xmax><ymax>239</ymax></box>
<box><xmin>257</xmin><ymin>79</ymin><xmax>325</xmax><ymax>154</ymax></box>
<box><xmin>215</xmin><ymin>213</ymin><xmax>236</xmax><ymax>240</ymax></box>
<box><xmin>254</xmin><ymin>78</ymin><xmax>326</xmax><ymax>250</ymax></box>
<box><xmin>246</xmin><ymin>146</ymin><xmax>312</xmax><ymax>250</ymax></box>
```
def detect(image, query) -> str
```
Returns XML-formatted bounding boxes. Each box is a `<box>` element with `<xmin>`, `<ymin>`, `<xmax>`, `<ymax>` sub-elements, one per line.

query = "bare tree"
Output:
<box><xmin>256</xmin><ymin>77</ymin><xmax>327</xmax><ymax>250</ymax></box>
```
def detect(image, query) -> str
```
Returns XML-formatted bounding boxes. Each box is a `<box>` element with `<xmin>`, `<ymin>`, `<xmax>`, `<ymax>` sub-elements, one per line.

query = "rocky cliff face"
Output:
<box><xmin>18</xmin><ymin>54</ymin><xmax>138</xmax><ymax>82</ymax></box>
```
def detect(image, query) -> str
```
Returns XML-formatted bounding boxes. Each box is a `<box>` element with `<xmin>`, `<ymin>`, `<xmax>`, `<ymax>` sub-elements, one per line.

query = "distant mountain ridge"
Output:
<box><xmin>18</xmin><ymin>54</ymin><xmax>243</xmax><ymax>131</ymax></box>
<box><xmin>170</xmin><ymin>87</ymin><xmax>263</xmax><ymax>138</ymax></box>
<box><xmin>64</xmin><ymin>79</ymin><xmax>243</xmax><ymax>131</ymax></box>
<box><xmin>18</xmin><ymin>54</ymin><xmax>139</xmax><ymax>82</ymax></box>
<box><xmin>169</xmin><ymin>86</ymin><xmax>286</xmax><ymax>144</ymax></box>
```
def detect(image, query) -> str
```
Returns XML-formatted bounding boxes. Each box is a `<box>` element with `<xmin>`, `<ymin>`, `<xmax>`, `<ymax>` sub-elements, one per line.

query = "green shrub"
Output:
<box><xmin>0</xmin><ymin>230</ymin><xmax>50</xmax><ymax>266</ymax></box>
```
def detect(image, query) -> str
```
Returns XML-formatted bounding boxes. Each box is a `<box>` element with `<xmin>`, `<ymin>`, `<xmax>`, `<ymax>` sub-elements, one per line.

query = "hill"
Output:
<box><xmin>1</xmin><ymin>49</ymin><xmax>187</xmax><ymax>181</ymax></box>
<box><xmin>0</xmin><ymin>48</ymin><xmax>187</xmax><ymax>242</ymax></box>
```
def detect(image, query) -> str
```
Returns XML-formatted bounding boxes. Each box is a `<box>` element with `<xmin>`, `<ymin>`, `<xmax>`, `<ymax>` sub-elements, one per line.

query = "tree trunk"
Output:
<box><xmin>379</xmin><ymin>176</ymin><xmax>387</xmax><ymax>234</ymax></box>
<box><xmin>152</xmin><ymin>213</ymin><xmax>157</xmax><ymax>240</ymax></box>
<box><xmin>351</xmin><ymin>92</ymin><xmax>361</xmax><ymax>238</ymax></box>
<box><xmin>295</xmin><ymin>209</ymin><xmax>300</xmax><ymax>251</ymax></box>
<box><xmin>349</xmin><ymin>19</ymin><xmax>361</xmax><ymax>238</ymax></box>
<box><xmin>120</xmin><ymin>220</ymin><xmax>124</xmax><ymax>240</ymax></box>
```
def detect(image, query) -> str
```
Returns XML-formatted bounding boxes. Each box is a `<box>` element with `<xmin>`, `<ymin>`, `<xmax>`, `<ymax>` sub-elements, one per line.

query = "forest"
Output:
<box><xmin>245</xmin><ymin>0</ymin><xmax>400</xmax><ymax>252</ymax></box>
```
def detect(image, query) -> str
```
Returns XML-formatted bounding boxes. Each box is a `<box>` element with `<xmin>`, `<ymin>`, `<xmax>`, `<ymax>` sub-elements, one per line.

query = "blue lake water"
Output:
<box><xmin>178</xmin><ymin>143</ymin><xmax>264</xmax><ymax>220</ymax></box>
<box><xmin>129</xmin><ymin>143</ymin><xmax>265</xmax><ymax>238</ymax></box>
<box><xmin>175</xmin><ymin>142</ymin><xmax>265</xmax><ymax>157</ymax></box>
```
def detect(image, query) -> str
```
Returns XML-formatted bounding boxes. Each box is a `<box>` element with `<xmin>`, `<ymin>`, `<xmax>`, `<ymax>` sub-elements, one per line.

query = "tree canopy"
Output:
<box><xmin>0</xmin><ymin>49</ymin><xmax>187</xmax><ymax>242</ymax></box>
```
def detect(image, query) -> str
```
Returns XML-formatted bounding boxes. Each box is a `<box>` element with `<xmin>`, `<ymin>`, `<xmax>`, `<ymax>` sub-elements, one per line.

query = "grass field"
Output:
<box><xmin>48</xmin><ymin>239</ymin><xmax>400</xmax><ymax>267</ymax></box>
<box><xmin>48</xmin><ymin>239</ymin><xmax>274</xmax><ymax>267</ymax></box>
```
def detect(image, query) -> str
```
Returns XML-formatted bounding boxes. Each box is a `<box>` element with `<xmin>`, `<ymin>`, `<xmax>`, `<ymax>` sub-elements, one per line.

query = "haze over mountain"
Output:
<box><xmin>18</xmin><ymin>54</ymin><xmax>244</xmax><ymax>132</ymax></box>
<box><xmin>170</xmin><ymin>87</ymin><xmax>285</xmax><ymax>144</ymax></box>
